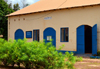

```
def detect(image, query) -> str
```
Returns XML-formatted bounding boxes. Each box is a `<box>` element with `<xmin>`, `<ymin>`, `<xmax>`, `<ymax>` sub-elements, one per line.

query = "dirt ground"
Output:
<box><xmin>0</xmin><ymin>65</ymin><xmax>25</xmax><ymax>69</ymax></box>
<box><xmin>0</xmin><ymin>58</ymin><xmax>100</xmax><ymax>69</ymax></box>
<box><xmin>74</xmin><ymin>58</ymin><xmax>100</xmax><ymax>69</ymax></box>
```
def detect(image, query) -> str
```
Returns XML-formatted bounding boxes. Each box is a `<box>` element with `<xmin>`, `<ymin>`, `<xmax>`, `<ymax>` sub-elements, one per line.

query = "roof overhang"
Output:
<box><xmin>6</xmin><ymin>3</ymin><xmax>100</xmax><ymax>17</ymax></box>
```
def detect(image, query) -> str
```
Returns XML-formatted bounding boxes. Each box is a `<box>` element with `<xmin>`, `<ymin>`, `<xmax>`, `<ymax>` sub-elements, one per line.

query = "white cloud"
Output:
<box><xmin>25</xmin><ymin>0</ymin><xmax>35</xmax><ymax>4</ymax></box>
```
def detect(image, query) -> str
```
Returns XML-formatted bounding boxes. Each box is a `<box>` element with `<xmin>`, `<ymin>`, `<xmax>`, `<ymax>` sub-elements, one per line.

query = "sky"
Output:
<box><xmin>7</xmin><ymin>0</ymin><xmax>39</xmax><ymax>9</ymax></box>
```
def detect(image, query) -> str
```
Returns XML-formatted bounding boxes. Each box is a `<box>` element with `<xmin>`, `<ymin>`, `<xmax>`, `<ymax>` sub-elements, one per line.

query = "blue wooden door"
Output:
<box><xmin>77</xmin><ymin>25</ymin><xmax>85</xmax><ymax>54</ymax></box>
<box><xmin>43</xmin><ymin>27</ymin><xmax>56</xmax><ymax>47</ymax></box>
<box><xmin>92</xmin><ymin>24</ymin><xmax>97</xmax><ymax>55</ymax></box>
<box><xmin>15</xmin><ymin>29</ymin><xmax>24</xmax><ymax>40</ymax></box>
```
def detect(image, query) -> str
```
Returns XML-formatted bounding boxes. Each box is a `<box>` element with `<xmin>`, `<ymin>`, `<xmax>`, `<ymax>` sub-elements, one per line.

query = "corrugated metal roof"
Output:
<box><xmin>7</xmin><ymin>0</ymin><xmax>100</xmax><ymax>16</ymax></box>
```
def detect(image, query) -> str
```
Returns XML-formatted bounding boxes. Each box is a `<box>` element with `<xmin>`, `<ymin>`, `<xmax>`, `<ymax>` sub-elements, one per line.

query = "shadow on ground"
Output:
<box><xmin>0</xmin><ymin>65</ymin><xmax>25</xmax><ymax>69</ymax></box>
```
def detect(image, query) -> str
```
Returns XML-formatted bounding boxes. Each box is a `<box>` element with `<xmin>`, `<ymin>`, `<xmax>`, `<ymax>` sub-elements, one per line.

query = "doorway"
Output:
<box><xmin>77</xmin><ymin>25</ymin><xmax>94</xmax><ymax>54</ymax></box>
<box><xmin>77</xmin><ymin>24</ymin><xmax>97</xmax><ymax>55</ymax></box>
<box><xmin>85</xmin><ymin>25</ymin><xmax>92</xmax><ymax>53</ymax></box>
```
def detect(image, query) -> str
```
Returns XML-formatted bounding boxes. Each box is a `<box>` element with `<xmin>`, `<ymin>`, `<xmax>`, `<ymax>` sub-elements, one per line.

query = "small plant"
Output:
<box><xmin>97</xmin><ymin>50</ymin><xmax>100</xmax><ymax>56</ymax></box>
<box><xmin>76</xmin><ymin>57</ymin><xmax>83</xmax><ymax>62</ymax></box>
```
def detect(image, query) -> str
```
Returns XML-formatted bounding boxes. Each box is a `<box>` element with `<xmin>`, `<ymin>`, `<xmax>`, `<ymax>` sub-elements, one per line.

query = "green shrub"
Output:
<box><xmin>97</xmin><ymin>50</ymin><xmax>100</xmax><ymax>56</ymax></box>
<box><xmin>0</xmin><ymin>38</ymin><xmax>81</xmax><ymax>69</ymax></box>
<box><xmin>0</xmin><ymin>38</ymin><xmax>8</xmax><ymax>66</ymax></box>
<box><xmin>76</xmin><ymin>57</ymin><xmax>83</xmax><ymax>62</ymax></box>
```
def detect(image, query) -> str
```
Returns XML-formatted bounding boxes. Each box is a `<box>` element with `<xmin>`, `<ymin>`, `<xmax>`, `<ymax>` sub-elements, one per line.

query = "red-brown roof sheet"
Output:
<box><xmin>7</xmin><ymin>0</ymin><xmax>100</xmax><ymax>16</ymax></box>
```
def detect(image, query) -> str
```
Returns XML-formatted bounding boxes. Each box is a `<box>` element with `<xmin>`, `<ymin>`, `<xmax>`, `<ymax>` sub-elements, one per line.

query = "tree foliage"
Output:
<box><xmin>13</xmin><ymin>3</ymin><xmax>20</xmax><ymax>11</ymax></box>
<box><xmin>1</xmin><ymin>0</ymin><xmax>30</xmax><ymax>40</ymax></box>
<box><xmin>8</xmin><ymin>3</ymin><xmax>12</xmax><ymax>9</ymax></box>
<box><xmin>0</xmin><ymin>0</ymin><xmax>14</xmax><ymax>39</ymax></box>
<box><xmin>21</xmin><ymin>0</ymin><xmax>29</xmax><ymax>8</ymax></box>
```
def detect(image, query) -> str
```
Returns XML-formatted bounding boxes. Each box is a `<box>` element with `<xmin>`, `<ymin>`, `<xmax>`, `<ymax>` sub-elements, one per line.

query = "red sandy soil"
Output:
<box><xmin>0</xmin><ymin>58</ymin><xmax>100</xmax><ymax>69</ymax></box>
<box><xmin>74</xmin><ymin>58</ymin><xmax>100</xmax><ymax>69</ymax></box>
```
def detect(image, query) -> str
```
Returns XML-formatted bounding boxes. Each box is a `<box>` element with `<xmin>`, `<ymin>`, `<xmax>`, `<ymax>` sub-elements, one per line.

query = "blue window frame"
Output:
<box><xmin>26</xmin><ymin>31</ymin><xmax>32</xmax><ymax>38</ymax></box>
<box><xmin>33</xmin><ymin>30</ymin><xmax>39</xmax><ymax>41</ymax></box>
<box><xmin>61</xmin><ymin>28</ymin><xmax>69</xmax><ymax>42</ymax></box>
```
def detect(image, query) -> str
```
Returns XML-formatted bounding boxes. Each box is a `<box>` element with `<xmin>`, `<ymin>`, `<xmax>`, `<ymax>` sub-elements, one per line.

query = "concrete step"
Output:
<box><xmin>75</xmin><ymin>54</ymin><xmax>92</xmax><ymax>58</ymax></box>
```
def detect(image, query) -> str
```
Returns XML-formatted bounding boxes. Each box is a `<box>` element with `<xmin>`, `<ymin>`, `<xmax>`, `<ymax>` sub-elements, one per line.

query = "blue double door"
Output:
<box><xmin>77</xmin><ymin>24</ymin><xmax>97</xmax><ymax>55</ymax></box>
<box><xmin>43</xmin><ymin>27</ymin><xmax>56</xmax><ymax>47</ymax></box>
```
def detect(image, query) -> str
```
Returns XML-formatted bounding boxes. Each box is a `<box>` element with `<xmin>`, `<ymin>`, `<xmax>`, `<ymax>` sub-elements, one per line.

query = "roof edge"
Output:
<box><xmin>7</xmin><ymin>3</ymin><xmax>100</xmax><ymax>17</ymax></box>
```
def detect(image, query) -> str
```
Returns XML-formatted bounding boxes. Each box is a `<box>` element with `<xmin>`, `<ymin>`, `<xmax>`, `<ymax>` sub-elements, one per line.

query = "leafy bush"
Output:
<box><xmin>0</xmin><ymin>38</ymin><xmax>82</xmax><ymax>69</ymax></box>
<box><xmin>97</xmin><ymin>50</ymin><xmax>100</xmax><ymax>56</ymax></box>
<box><xmin>76</xmin><ymin>57</ymin><xmax>83</xmax><ymax>62</ymax></box>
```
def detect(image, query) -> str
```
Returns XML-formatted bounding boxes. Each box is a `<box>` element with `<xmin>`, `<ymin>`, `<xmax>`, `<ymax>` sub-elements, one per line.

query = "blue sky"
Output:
<box><xmin>7</xmin><ymin>0</ymin><xmax>39</xmax><ymax>8</ymax></box>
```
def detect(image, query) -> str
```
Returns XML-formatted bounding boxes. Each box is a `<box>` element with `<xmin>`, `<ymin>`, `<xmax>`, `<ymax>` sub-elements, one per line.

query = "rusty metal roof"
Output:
<box><xmin>7</xmin><ymin>0</ymin><xmax>100</xmax><ymax>16</ymax></box>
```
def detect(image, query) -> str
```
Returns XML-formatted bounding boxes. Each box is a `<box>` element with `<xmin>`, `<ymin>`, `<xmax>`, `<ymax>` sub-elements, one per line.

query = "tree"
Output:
<box><xmin>13</xmin><ymin>3</ymin><xmax>20</xmax><ymax>11</ymax></box>
<box><xmin>0</xmin><ymin>0</ymin><xmax>14</xmax><ymax>39</ymax></box>
<box><xmin>25</xmin><ymin>4</ymin><xmax>29</xmax><ymax>7</ymax></box>
<box><xmin>8</xmin><ymin>3</ymin><xmax>12</xmax><ymax>9</ymax></box>
<box><xmin>4</xmin><ymin>0</ymin><xmax>20</xmax><ymax>11</ymax></box>
<box><xmin>21</xmin><ymin>0</ymin><xmax>29</xmax><ymax>8</ymax></box>
<box><xmin>4</xmin><ymin>0</ymin><xmax>12</xmax><ymax>9</ymax></box>
<box><xmin>4</xmin><ymin>0</ymin><xmax>8</xmax><ymax>3</ymax></box>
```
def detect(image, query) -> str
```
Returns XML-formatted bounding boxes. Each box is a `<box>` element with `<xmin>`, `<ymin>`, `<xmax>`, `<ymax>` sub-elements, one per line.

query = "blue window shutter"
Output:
<box><xmin>26</xmin><ymin>31</ymin><xmax>32</xmax><ymax>38</ymax></box>
<box><xmin>15</xmin><ymin>29</ymin><xmax>24</xmax><ymax>40</ymax></box>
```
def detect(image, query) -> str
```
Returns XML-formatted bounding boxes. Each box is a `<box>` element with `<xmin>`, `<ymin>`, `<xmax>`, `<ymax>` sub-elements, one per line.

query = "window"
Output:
<box><xmin>47</xmin><ymin>36</ymin><xmax>52</xmax><ymax>41</ymax></box>
<box><xmin>61</xmin><ymin>28</ymin><xmax>69</xmax><ymax>42</ymax></box>
<box><xmin>26</xmin><ymin>31</ymin><xmax>32</xmax><ymax>38</ymax></box>
<box><xmin>33</xmin><ymin>30</ymin><xmax>39</xmax><ymax>41</ymax></box>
